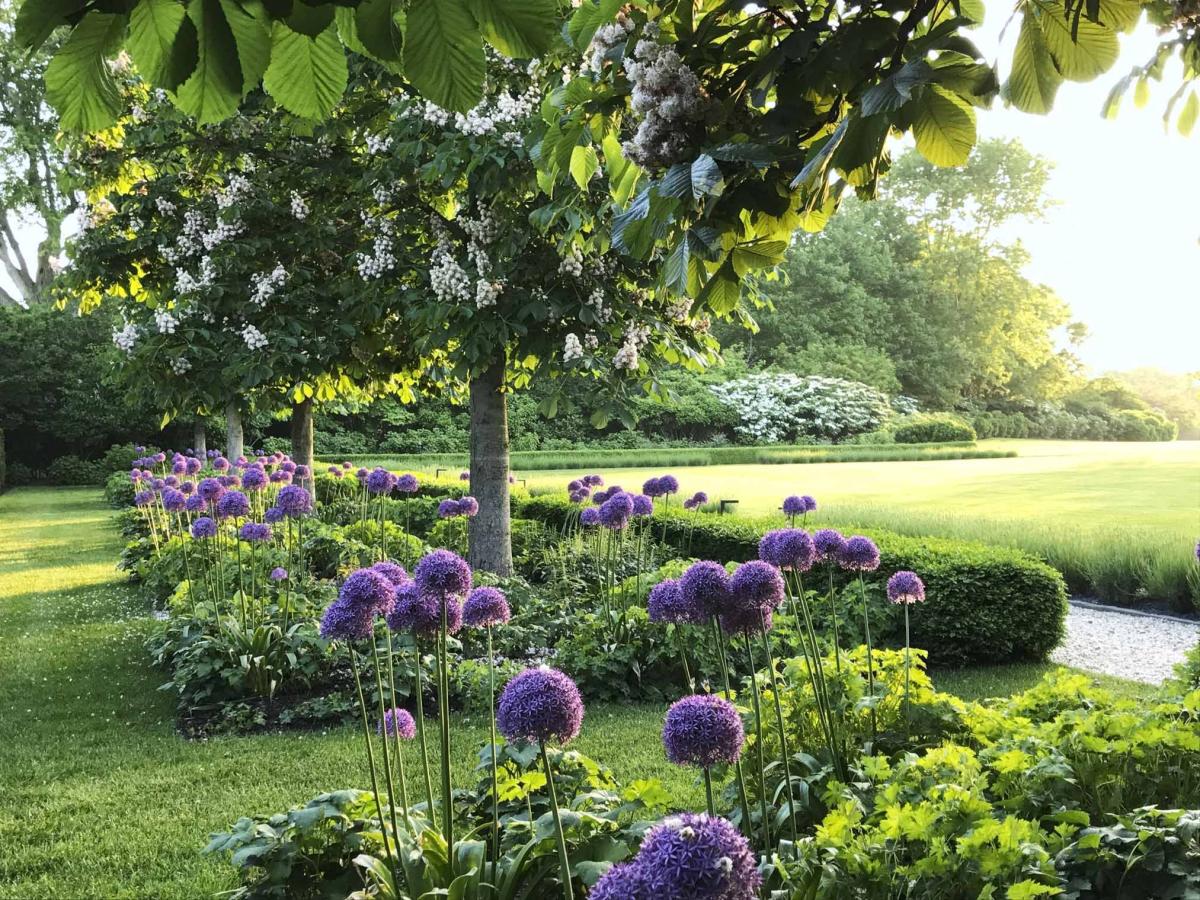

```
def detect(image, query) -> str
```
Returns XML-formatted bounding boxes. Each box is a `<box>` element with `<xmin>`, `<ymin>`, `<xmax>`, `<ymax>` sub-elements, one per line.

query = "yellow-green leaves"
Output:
<box><xmin>175</xmin><ymin>0</ymin><xmax>246</xmax><ymax>124</ymax></box>
<box><xmin>913</xmin><ymin>86</ymin><xmax>977</xmax><ymax>166</ymax></box>
<box><xmin>44</xmin><ymin>12</ymin><xmax>126</xmax><ymax>132</ymax></box>
<box><xmin>467</xmin><ymin>0</ymin><xmax>557</xmax><ymax>59</ymax></box>
<box><xmin>262</xmin><ymin>22</ymin><xmax>348</xmax><ymax>122</ymax></box>
<box><xmin>403</xmin><ymin>0</ymin><xmax>486</xmax><ymax>114</ymax></box>
<box><xmin>127</xmin><ymin>0</ymin><xmax>190</xmax><ymax>90</ymax></box>
<box><xmin>1004</xmin><ymin>12</ymin><xmax>1062</xmax><ymax>114</ymax></box>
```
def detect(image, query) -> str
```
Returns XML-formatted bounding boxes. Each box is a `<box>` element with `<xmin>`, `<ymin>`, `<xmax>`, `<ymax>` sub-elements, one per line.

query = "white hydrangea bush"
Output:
<box><xmin>709</xmin><ymin>374</ymin><xmax>891</xmax><ymax>443</ymax></box>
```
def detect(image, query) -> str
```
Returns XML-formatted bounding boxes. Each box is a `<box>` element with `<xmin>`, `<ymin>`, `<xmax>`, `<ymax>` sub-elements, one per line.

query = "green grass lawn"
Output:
<box><xmin>0</xmin><ymin>487</ymin><xmax>1154</xmax><ymax>898</ymax></box>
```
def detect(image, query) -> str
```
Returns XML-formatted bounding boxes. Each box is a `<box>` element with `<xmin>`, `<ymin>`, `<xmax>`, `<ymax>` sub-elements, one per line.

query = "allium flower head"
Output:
<box><xmin>213</xmin><ymin>456</ymin><xmax>229</xmax><ymax>471</ymax></box>
<box><xmin>759</xmin><ymin>528</ymin><xmax>815</xmax><ymax>572</ymax></box>
<box><xmin>319</xmin><ymin>598</ymin><xmax>374</xmax><ymax>641</ymax></box>
<box><xmin>264</xmin><ymin>506</ymin><xmax>285</xmax><ymax>524</ymax></box>
<box><xmin>180</xmin><ymin>480</ymin><xmax>196</xmax><ymax>495</ymax></box>
<box><xmin>191</xmin><ymin>516</ymin><xmax>217</xmax><ymax>539</ymax></box>
<box><xmin>648</xmin><ymin>578</ymin><xmax>704</xmax><ymax>624</ymax></box>
<box><xmin>161</xmin><ymin>488</ymin><xmax>186</xmax><ymax>512</ymax></box>
<box><xmin>887</xmin><ymin>570</ymin><xmax>926</xmax><ymax>605</ymax></box>
<box><xmin>294</xmin><ymin>465</ymin><xmax>310</xmax><ymax>480</ymax></box>
<box><xmin>663</xmin><ymin>695</ymin><xmax>744</xmax><ymax>768</ymax></box>
<box><xmin>371</xmin><ymin>561</ymin><xmax>408</xmax><ymax>586</ymax></box>
<box><xmin>580</xmin><ymin>507</ymin><xmax>601</xmax><ymax>527</ymax></box>
<box><xmin>134</xmin><ymin>489</ymin><xmax>155</xmax><ymax>507</ymax></box>
<box><xmin>590</xmin><ymin>862</ymin><xmax>650</xmax><ymax>900</ymax></box>
<box><xmin>632</xmin><ymin>494</ymin><xmax>654</xmax><ymax>517</ymax></box>
<box><xmin>184</xmin><ymin>493</ymin><xmax>204</xmax><ymax>512</ymax></box>
<box><xmin>151</xmin><ymin>478</ymin><xmax>166</xmax><ymax>491</ymax></box>
<box><xmin>338</xmin><ymin>568</ymin><xmax>396</xmax><ymax>616</ymax></box>
<box><xmin>269</xmin><ymin>566</ymin><xmax>288</xmax><ymax>581</ymax></box>
<box><xmin>729</xmin><ymin>560</ymin><xmax>785</xmax><ymax>613</ymax></box>
<box><xmin>659</xmin><ymin>474</ymin><xmax>680</xmax><ymax>495</ymax></box>
<box><xmin>281</xmin><ymin>460</ymin><xmax>296</xmax><ymax>474</ymax></box>
<box><xmin>216</xmin><ymin>490</ymin><xmax>250</xmax><ymax>520</ymax></box>
<box><xmin>599</xmin><ymin>491</ymin><xmax>634</xmax><ymax>529</ymax></box>
<box><xmin>458</xmin><ymin>496</ymin><xmax>479</xmax><ymax>517</ymax></box>
<box><xmin>839</xmin><ymin>535</ymin><xmax>880</xmax><ymax>572</ymax></box>
<box><xmin>679</xmin><ymin>561</ymin><xmax>731</xmax><ymax>617</ymax></box>
<box><xmin>276</xmin><ymin>485</ymin><xmax>313</xmax><ymax>517</ymax></box>
<box><xmin>635</xmin><ymin>813</ymin><xmax>761</xmax><ymax>900</ymax></box>
<box><xmin>396</xmin><ymin>473</ymin><xmax>419</xmax><ymax>493</ymax></box>
<box><xmin>356</xmin><ymin>467</ymin><xmax>369</xmax><ymax>482</ymax></box>
<box><xmin>386</xmin><ymin>581</ymin><xmax>461</xmax><ymax>637</ymax></box>
<box><xmin>781</xmin><ymin>495</ymin><xmax>804</xmax><ymax>516</ymax></box>
<box><xmin>366</xmin><ymin>467</ymin><xmax>395</xmax><ymax>495</ymax></box>
<box><xmin>414</xmin><ymin>549</ymin><xmax>472</xmax><ymax>599</ymax></box>
<box><xmin>812</xmin><ymin>528</ymin><xmax>847</xmax><ymax>562</ymax></box>
<box><xmin>801</xmin><ymin>495</ymin><xmax>817</xmax><ymax>513</ymax></box>
<box><xmin>197</xmin><ymin>477</ymin><xmax>225</xmax><ymax>503</ymax></box>
<box><xmin>463</xmin><ymin>586</ymin><xmax>511</xmax><ymax>628</ymax></box>
<box><xmin>239</xmin><ymin>522</ymin><xmax>272</xmax><ymax>542</ymax></box>
<box><xmin>583</xmin><ymin>474</ymin><xmax>603</xmax><ymax>487</ymax></box>
<box><xmin>379</xmin><ymin>707</ymin><xmax>416</xmax><ymax>740</ymax></box>
<box><xmin>642</xmin><ymin>476</ymin><xmax>663</xmax><ymax>497</ymax></box>
<box><xmin>328</xmin><ymin>466</ymin><xmax>343</xmax><ymax>477</ymax></box>
<box><xmin>241</xmin><ymin>466</ymin><xmax>267</xmax><ymax>491</ymax></box>
<box><xmin>185</xmin><ymin>457</ymin><xmax>202</xmax><ymax>475</ymax></box>
<box><xmin>497</xmin><ymin>667</ymin><xmax>584</xmax><ymax>746</ymax></box>
<box><xmin>172</xmin><ymin>460</ymin><xmax>187</xmax><ymax>475</ymax></box>
<box><xmin>459</xmin><ymin>470</ymin><xmax>470</xmax><ymax>481</ymax></box>
<box><xmin>438</xmin><ymin>498</ymin><xmax>462</xmax><ymax>518</ymax></box>
<box><xmin>567</xmin><ymin>479</ymin><xmax>582</xmax><ymax>492</ymax></box>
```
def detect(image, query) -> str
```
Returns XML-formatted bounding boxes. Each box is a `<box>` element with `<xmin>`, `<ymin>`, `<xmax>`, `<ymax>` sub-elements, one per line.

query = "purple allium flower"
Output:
<box><xmin>319</xmin><ymin>598</ymin><xmax>374</xmax><ymax>641</ymax></box>
<box><xmin>221</xmin><ymin>475</ymin><xmax>240</xmax><ymax>488</ymax></box>
<box><xmin>154</xmin><ymin>452</ymin><xmax>166</xmax><ymax>463</ymax></box>
<box><xmin>679</xmin><ymin>561</ymin><xmax>731</xmax><ymax>618</ymax></box>
<box><xmin>379</xmin><ymin>707</ymin><xmax>416</xmax><ymax>740</ymax></box>
<box><xmin>659</xmin><ymin>475</ymin><xmax>679</xmax><ymax>495</ymax></box>
<box><xmin>164</xmin><ymin>476</ymin><xmax>179</xmax><ymax>488</ymax></box>
<box><xmin>459</xmin><ymin>470</ymin><xmax>470</xmax><ymax>481</ymax></box>
<box><xmin>497</xmin><ymin>667</ymin><xmax>584</xmax><ymax>746</ymax></box>
<box><xmin>643</xmin><ymin>476</ymin><xmax>663</xmax><ymax>497</ymax></box>
<box><xmin>839</xmin><ymin>535</ymin><xmax>880</xmax><ymax>572</ymax></box>
<box><xmin>162</xmin><ymin>488</ymin><xmax>186</xmax><ymax>512</ymax></box>
<box><xmin>151</xmin><ymin>478</ymin><xmax>166</xmax><ymax>491</ymax></box>
<box><xmin>414</xmin><ymin>549</ymin><xmax>472</xmax><ymax>599</ymax></box>
<box><xmin>180</xmin><ymin>481</ymin><xmax>195</xmax><ymax>495</ymax></box>
<box><xmin>580</xmin><ymin>507</ymin><xmax>601</xmax><ymax>527</ymax></box>
<box><xmin>268</xmin><ymin>470</ymin><xmax>287</xmax><ymax>484</ymax></box>
<box><xmin>213</xmin><ymin>456</ymin><xmax>230</xmax><ymax>471</ymax></box>
<box><xmin>216</xmin><ymin>490</ymin><xmax>250</xmax><ymax>520</ymax></box>
<box><xmin>191</xmin><ymin>517</ymin><xmax>217</xmax><ymax>539</ymax></box>
<box><xmin>459</xmin><ymin>496</ymin><xmax>479</xmax><ymax>517</ymax></box>
<box><xmin>276</xmin><ymin>485</ymin><xmax>313</xmax><ymax>517</ymax></box>
<box><xmin>134</xmin><ymin>489</ymin><xmax>155</xmax><ymax>507</ymax></box>
<box><xmin>172</xmin><ymin>460</ymin><xmax>187</xmax><ymax>475</ymax></box>
<box><xmin>691</xmin><ymin>491</ymin><xmax>708</xmax><ymax>505</ymax></box>
<box><xmin>599</xmin><ymin>491</ymin><xmax>634</xmax><ymax>529</ymax></box>
<box><xmin>759</xmin><ymin>528</ymin><xmax>815</xmax><ymax>572</ymax></box>
<box><xmin>184</xmin><ymin>494</ymin><xmax>204</xmax><ymax>513</ymax></box>
<box><xmin>328</xmin><ymin>467</ymin><xmax>342</xmax><ymax>477</ymax></box>
<box><xmin>240</xmin><ymin>466</ymin><xmax>267</xmax><ymax>491</ymax></box>
<box><xmin>186</xmin><ymin>457</ymin><xmax>202</xmax><ymax>475</ymax></box>
<box><xmin>366</xmin><ymin>467</ymin><xmax>394</xmax><ymax>495</ymax></box>
<box><xmin>356</xmin><ymin>467</ymin><xmax>369</xmax><ymax>483</ymax></box>
<box><xmin>197</xmin><ymin>477</ymin><xmax>225</xmax><ymax>504</ymax></box>
<box><xmin>281</xmin><ymin>460</ymin><xmax>296</xmax><ymax>474</ymax></box>
<box><xmin>437</xmin><ymin>498</ymin><xmax>461</xmax><ymax>519</ymax></box>
<box><xmin>812</xmin><ymin>528</ymin><xmax>847</xmax><ymax>562</ymax></box>
<box><xmin>270</xmin><ymin>567</ymin><xmax>288</xmax><ymax>581</ymax></box>
<box><xmin>648</xmin><ymin>578</ymin><xmax>704</xmax><ymax>625</ymax></box>
<box><xmin>386</xmin><ymin>581</ymin><xmax>461</xmax><ymax>637</ymax></box>
<box><xmin>338</xmin><ymin>568</ymin><xmax>396</xmax><ymax>616</ymax></box>
<box><xmin>463</xmin><ymin>586</ymin><xmax>511</xmax><ymax>628</ymax></box>
<box><xmin>636</xmin><ymin>813</ymin><xmax>761</xmax><ymax>900</ymax></box>
<box><xmin>801</xmin><ymin>495</ymin><xmax>817</xmax><ymax>513</ymax></box>
<box><xmin>568</xmin><ymin>490</ymin><xmax>585</xmax><ymax>504</ymax></box>
<box><xmin>887</xmin><ymin>571</ymin><xmax>926</xmax><ymax>605</ymax></box>
<box><xmin>663</xmin><ymin>695</ymin><xmax>745</xmax><ymax>768</ymax></box>
<box><xmin>590</xmin><ymin>862</ymin><xmax>650</xmax><ymax>900</ymax></box>
<box><xmin>295</xmin><ymin>465</ymin><xmax>310</xmax><ymax>480</ymax></box>
<box><xmin>264</xmin><ymin>506</ymin><xmax>285</xmax><ymax>524</ymax></box>
<box><xmin>342</xmin><ymin>461</ymin><xmax>352</xmax><ymax>470</ymax></box>
<box><xmin>729</xmin><ymin>560</ymin><xmax>786</xmax><ymax>613</ymax></box>
<box><xmin>782</xmin><ymin>495</ymin><xmax>805</xmax><ymax>517</ymax></box>
<box><xmin>632</xmin><ymin>494</ymin><xmax>654</xmax><ymax>517</ymax></box>
<box><xmin>567</xmin><ymin>479</ymin><xmax>582</xmax><ymax>492</ymax></box>
<box><xmin>396</xmin><ymin>473</ymin><xmax>419</xmax><ymax>493</ymax></box>
<box><xmin>371</xmin><ymin>561</ymin><xmax>408</xmax><ymax>586</ymax></box>
<box><xmin>583</xmin><ymin>474</ymin><xmax>603</xmax><ymax>487</ymax></box>
<box><xmin>239</xmin><ymin>522</ymin><xmax>272</xmax><ymax>542</ymax></box>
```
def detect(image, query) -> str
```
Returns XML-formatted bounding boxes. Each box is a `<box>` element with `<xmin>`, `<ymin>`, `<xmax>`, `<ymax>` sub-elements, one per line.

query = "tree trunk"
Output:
<box><xmin>192</xmin><ymin>419</ymin><xmax>207</xmax><ymax>459</ymax></box>
<box><xmin>290</xmin><ymin>397</ymin><xmax>315</xmax><ymax>490</ymax></box>
<box><xmin>225</xmin><ymin>401</ymin><xmax>244</xmax><ymax>462</ymax></box>
<box><xmin>468</xmin><ymin>362</ymin><xmax>513</xmax><ymax>576</ymax></box>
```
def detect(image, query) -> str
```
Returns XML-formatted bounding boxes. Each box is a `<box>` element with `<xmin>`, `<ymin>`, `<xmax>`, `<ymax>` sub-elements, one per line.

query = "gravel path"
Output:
<box><xmin>1051</xmin><ymin>602</ymin><xmax>1198</xmax><ymax>684</ymax></box>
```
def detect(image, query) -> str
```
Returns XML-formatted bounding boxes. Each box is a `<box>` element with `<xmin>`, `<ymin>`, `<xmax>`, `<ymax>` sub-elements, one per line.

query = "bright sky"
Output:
<box><xmin>969</xmin><ymin>11</ymin><xmax>1199</xmax><ymax>375</ymax></box>
<box><xmin>7</xmin><ymin>12</ymin><xmax>1196</xmax><ymax>373</ymax></box>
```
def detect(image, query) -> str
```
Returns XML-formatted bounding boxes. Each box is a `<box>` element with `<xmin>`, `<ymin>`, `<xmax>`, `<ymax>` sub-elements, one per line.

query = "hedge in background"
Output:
<box><xmin>516</xmin><ymin>496</ymin><xmax>1068</xmax><ymax>667</ymax></box>
<box><xmin>0</xmin><ymin>428</ymin><xmax>5</xmax><ymax>493</ymax></box>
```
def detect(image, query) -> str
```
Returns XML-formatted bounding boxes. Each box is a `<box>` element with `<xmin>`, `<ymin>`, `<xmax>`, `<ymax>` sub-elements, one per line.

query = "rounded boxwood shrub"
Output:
<box><xmin>893</xmin><ymin>414</ymin><xmax>977</xmax><ymax>444</ymax></box>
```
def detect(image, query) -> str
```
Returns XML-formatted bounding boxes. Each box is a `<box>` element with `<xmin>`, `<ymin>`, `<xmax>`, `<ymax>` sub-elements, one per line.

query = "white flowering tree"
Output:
<box><xmin>709</xmin><ymin>374</ymin><xmax>892</xmax><ymax>445</ymax></box>
<box><xmin>61</xmin><ymin>78</ymin><xmax>429</xmax><ymax>469</ymax></box>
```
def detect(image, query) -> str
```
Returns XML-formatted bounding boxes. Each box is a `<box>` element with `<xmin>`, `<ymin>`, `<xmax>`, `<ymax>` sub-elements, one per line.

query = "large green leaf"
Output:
<box><xmin>403</xmin><ymin>0</ymin><xmax>485</xmax><ymax>113</ymax></box>
<box><xmin>1177</xmin><ymin>90</ymin><xmax>1199</xmax><ymax>136</ymax></box>
<box><xmin>660</xmin><ymin>154</ymin><xmax>724</xmax><ymax>201</ymax></box>
<box><xmin>467</xmin><ymin>0</ymin><xmax>556</xmax><ymax>58</ymax></box>
<box><xmin>1003</xmin><ymin>12</ymin><xmax>1062</xmax><ymax>113</ymax></box>
<box><xmin>16</xmin><ymin>0</ymin><xmax>87</xmax><ymax>51</ymax></box>
<box><xmin>567</xmin><ymin>0</ymin><xmax>623</xmax><ymax>50</ymax></box>
<box><xmin>911</xmin><ymin>85</ymin><xmax>976</xmax><ymax>166</ymax></box>
<box><xmin>128</xmin><ymin>0</ymin><xmax>189</xmax><ymax>88</ymax></box>
<box><xmin>731</xmin><ymin>240</ymin><xmax>786</xmax><ymax>277</ymax></box>
<box><xmin>354</xmin><ymin>0</ymin><xmax>402</xmax><ymax>62</ymax></box>
<box><xmin>569</xmin><ymin>144</ymin><xmax>599</xmax><ymax>190</ymax></box>
<box><xmin>44</xmin><ymin>11</ymin><xmax>126</xmax><ymax>132</ymax></box>
<box><xmin>262</xmin><ymin>22</ymin><xmax>348</xmax><ymax>120</ymax></box>
<box><xmin>175</xmin><ymin>0</ymin><xmax>244</xmax><ymax>124</ymax></box>
<box><xmin>1034</xmin><ymin>0</ymin><xmax>1119</xmax><ymax>81</ymax></box>
<box><xmin>219</xmin><ymin>0</ymin><xmax>271</xmax><ymax>94</ymax></box>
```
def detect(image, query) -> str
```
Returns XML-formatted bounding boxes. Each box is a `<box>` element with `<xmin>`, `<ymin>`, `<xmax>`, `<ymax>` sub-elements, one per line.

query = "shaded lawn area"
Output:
<box><xmin>0</xmin><ymin>487</ymin><xmax>1153</xmax><ymax>899</ymax></box>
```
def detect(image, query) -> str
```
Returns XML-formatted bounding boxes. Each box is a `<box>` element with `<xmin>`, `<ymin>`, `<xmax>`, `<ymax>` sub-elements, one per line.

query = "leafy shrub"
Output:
<box><xmin>1172</xmin><ymin>640</ymin><xmax>1200</xmax><ymax>693</ymax></box>
<box><xmin>45</xmin><ymin>454</ymin><xmax>107</xmax><ymax>485</ymax></box>
<box><xmin>709</xmin><ymin>373</ymin><xmax>891</xmax><ymax>443</ymax></box>
<box><xmin>971</xmin><ymin>405</ymin><xmax>1178</xmax><ymax>442</ymax></box>
<box><xmin>892</xmin><ymin>413</ymin><xmax>976</xmax><ymax>444</ymax></box>
<box><xmin>517</xmin><ymin>497</ymin><xmax>1068</xmax><ymax>666</ymax></box>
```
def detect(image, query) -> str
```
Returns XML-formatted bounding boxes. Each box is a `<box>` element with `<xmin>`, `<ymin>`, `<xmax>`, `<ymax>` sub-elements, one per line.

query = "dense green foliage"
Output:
<box><xmin>893</xmin><ymin>414</ymin><xmax>977</xmax><ymax>444</ymax></box>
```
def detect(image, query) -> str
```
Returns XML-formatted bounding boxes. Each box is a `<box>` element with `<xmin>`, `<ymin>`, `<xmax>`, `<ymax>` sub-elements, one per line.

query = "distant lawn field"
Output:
<box><xmin>523</xmin><ymin>440</ymin><xmax>1200</xmax><ymax>608</ymax></box>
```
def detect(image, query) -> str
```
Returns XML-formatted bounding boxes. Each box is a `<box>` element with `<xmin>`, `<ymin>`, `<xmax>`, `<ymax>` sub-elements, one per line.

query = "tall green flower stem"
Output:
<box><xmin>703</xmin><ymin>768</ymin><xmax>716</xmax><ymax>817</ymax></box>
<box><xmin>540</xmin><ymin>743</ymin><xmax>575</xmax><ymax>900</ymax></box>
<box><xmin>234</xmin><ymin>524</ymin><xmax>247</xmax><ymax>629</ymax></box>
<box><xmin>742</xmin><ymin>633</ymin><xmax>771</xmax><ymax>853</ymax></box>
<box><xmin>902</xmin><ymin>603</ymin><xmax>913</xmax><ymax>733</ymax></box>
<box><xmin>376</xmin><ymin>496</ymin><xmax>388</xmax><ymax>562</ymax></box>
<box><xmin>179</xmin><ymin>532</ymin><xmax>197</xmax><ymax>615</ymax></box>
<box><xmin>370</xmin><ymin>638</ymin><xmax>403</xmax><ymax>849</ymax></box>
<box><xmin>437</xmin><ymin>602</ymin><xmax>454</xmax><ymax>858</ymax></box>
<box><xmin>675</xmin><ymin>625</ymin><xmax>694</xmax><ymax>693</ymax></box>
<box><xmin>785</xmin><ymin>570</ymin><xmax>844</xmax><ymax>781</ymax></box>
<box><xmin>411</xmin><ymin>645</ymin><xmax>438</xmax><ymax>830</ymax></box>
<box><xmin>855</xmin><ymin>572</ymin><xmax>878</xmax><ymax>742</ymax></box>
<box><xmin>758</xmin><ymin>616</ymin><xmax>800</xmax><ymax>849</ymax></box>
<box><xmin>485</xmin><ymin>626</ymin><xmax>501</xmax><ymax>867</ymax></box>
<box><xmin>825</xmin><ymin>565</ymin><xmax>843</xmax><ymax>674</ymax></box>
<box><xmin>710</xmin><ymin>618</ymin><xmax>753</xmax><ymax>836</ymax></box>
<box><xmin>383</xmin><ymin>643</ymin><xmax>411</xmax><ymax>817</ymax></box>
<box><xmin>349</xmin><ymin>646</ymin><xmax>394</xmax><ymax>864</ymax></box>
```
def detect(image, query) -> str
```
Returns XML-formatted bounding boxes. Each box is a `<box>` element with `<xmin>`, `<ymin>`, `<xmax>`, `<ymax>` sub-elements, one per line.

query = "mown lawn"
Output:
<box><xmin>0</xmin><ymin>487</ymin><xmax>1153</xmax><ymax>898</ymax></box>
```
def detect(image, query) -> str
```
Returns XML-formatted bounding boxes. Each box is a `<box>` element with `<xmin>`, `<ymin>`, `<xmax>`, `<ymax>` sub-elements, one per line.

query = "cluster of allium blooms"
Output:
<box><xmin>250</xmin><ymin>264</ymin><xmax>288</xmax><ymax>306</ymax></box>
<box><xmin>759</xmin><ymin>528</ymin><xmax>816</xmax><ymax>572</ymax></box>
<box><xmin>722</xmin><ymin>559</ymin><xmax>786</xmax><ymax>634</ymax></box>
<box><xmin>459</xmin><ymin>471</ymin><xmax>471</xmax><ymax>481</ymax></box>
<box><xmin>596</xmin><ymin>490</ymin><xmax>635</xmax><ymax>529</ymax></box>
<box><xmin>620</xmin><ymin>23</ymin><xmax>709</xmax><ymax>169</ymax></box>
<box><xmin>679</xmin><ymin>560</ymin><xmax>731</xmax><ymax>618</ymax></box>
<box><xmin>191</xmin><ymin>516</ymin><xmax>218</xmax><ymax>538</ymax></box>
<box><xmin>379</xmin><ymin>707</ymin><xmax>416</xmax><ymax>740</ymax></box>
<box><xmin>632</xmin><ymin>493</ymin><xmax>654</xmax><ymax>517</ymax></box>
<box><xmin>463</xmin><ymin>586</ymin><xmax>511</xmax><ymax>628</ymax></box>
<box><xmin>437</xmin><ymin>496</ymin><xmax>479</xmax><ymax>519</ymax></box>
<box><xmin>812</xmin><ymin>528</ymin><xmax>848</xmax><ymax>562</ymax></box>
<box><xmin>269</xmin><ymin>566</ymin><xmax>288</xmax><ymax>581</ymax></box>
<box><xmin>590</xmin><ymin>813</ymin><xmax>760</xmax><ymax>900</ymax></box>
<box><xmin>365</xmin><ymin>467</ymin><xmax>396</xmax><ymax>495</ymax></box>
<box><xmin>663</xmin><ymin>694</ymin><xmax>744</xmax><ymax>768</ymax></box>
<box><xmin>388</xmin><ymin>580</ymin><xmax>463</xmax><ymax>638</ymax></box>
<box><xmin>648</xmin><ymin>578</ymin><xmax>705</xmax><ymax>624</ymax></box>
<box><xmin>319</xmin><ymin>567</ymin><xmax>396</xmax><ymax>641</ymax></box>
<box><xmin>275</xmin><ymin>484</ymin><xmax>313</xmax><ymax>517</ymax></box>
<box><xmin>215</xmin><ymin>490</ymin><xmax>250</xmax><ymax>520</ymax></box>
<box><xmin>682</xmin><ymin>491</ymin><xmax>708</xmax><ymax>510</ymax></box>
<box><xmin>839</xmin><ymin>535</ymin><xmax>880</xmax><ymax>572</ymax></box>
<box><xmin>887</xmin><ymin>570</ymin><xmax>926</xmax><ymax>604</ymax></box>
<box><xmin>643</xmin><ymin>474</ymin><xmax>680</xmax><ymax>498</ymax></box>
<box><xmin>497</xmin><ymin>666</ymin><xmax>584</xmax><ymax>745</ymax></box>
<box><xmin>782</xmin><ymin>494</ymin><xmax>816</xmax><ymax>517</ymax></box>
<box><xmin>239</xmin><ymin>522</ymin><xmax>272</xmax><ymax>542</ymax></box>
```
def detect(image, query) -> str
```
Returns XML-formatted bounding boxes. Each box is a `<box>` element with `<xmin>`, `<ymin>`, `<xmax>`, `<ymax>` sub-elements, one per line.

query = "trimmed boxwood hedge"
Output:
<box><xmin>515</xmin><ymin>496</ymin><xmax>1068</xmax><ymax>667</ymax></box>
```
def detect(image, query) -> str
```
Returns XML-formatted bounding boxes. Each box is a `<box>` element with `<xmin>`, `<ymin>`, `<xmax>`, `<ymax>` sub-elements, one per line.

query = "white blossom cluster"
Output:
<box><xmin>621</xmin><ymin>24</ymin><xmax>708</xmax><ymax>169</ymax></box>
<box><xmin>587</xmin><ymin>12</ymin><xmax>633</xmax><ymax>71</ymax></box>
<box><xmin>356</xmin><ymin>213</ymin><xmax>397</xmax><ymax>279</ymax></box>
<box><xmin>613</xmin><ymin>324</ymin><xmax>650</xmax><ymax>371</ymax></box>
<box><xmin>586</xmin><ymin>287</ymin><xmax>612</xmax><ymax>323</ymax></box>
<box><xmin>290</xmin><ymin>191</ymin><xmax>308</xmax><ymax>221</ymax></box>
<box><xmin>366</xmin><ymin>134</ymin><xmax>393</xmax><ymax>155</ymax></box>
<box><xmin>217</xmin><ymin>173</ymin><xmax>252</xmax><ymax>210</ymax></box>
<box><xmin>667</xmin><ymin>297</ymin><xmax>693</xmax><ymax>323</ymax></box>
<box><xmin>241</xmin><ymin>324</ymin><xmax>269</xmax><ymax>351</ymax></box>
<box><xmin>558</xmin><ymin>245</ymin><xmax>584</xmax><ymax>277</ymax></box>
<box><xmin>475</xmin><ymin>279</ymin><xmax>503</xmax><ymax>309</ymax></box>
<box><xmin>709</xmin><ymin>374</ymin><xmax>892</xmax><ymax>443</ymax></box>
<box><xmin>170</xmin><ymin>356</ymin><xmax>192</xmax><ymax>375</ymax></box>
<box><xmin>430</xmin><ymin>247</ymin><xmax>472</xmax><ymax>304</ymax></box>
<box><xmin>154</xmin><ymin>308</ymin><xmax>179</xmax><ymax>334</ymax></box>
<box><xmin>175</xmin><ymin>256</ymin><xmax>216</xmax><ymax>295</ymax></box>
<box><xmin>250</xmin><ymin>264</ymin><xmax>288</xmax><ymax>306</ymax></box>
<box><xmin>201</xmin><ymin>217</ymin><xmax>243</xmax><ymax>251</ymax></box>
<box><xmin>563</xmin><ymin>333</ymin><xmax>584</xmax><ymax>362</ymax></box>
<box><xmin>155</xmin><ymin>196</ymin><xmax>177</xmax><ymax>216</ymax></box>
<box><xmin>112</xmin><ymin>321</ymin><xmax>139</xmax><ymax>353</ymax></box>
<box><xmin>584</xmin><ymin>332</ymin><xmax>600</xmax><ymax>350</ymax></box>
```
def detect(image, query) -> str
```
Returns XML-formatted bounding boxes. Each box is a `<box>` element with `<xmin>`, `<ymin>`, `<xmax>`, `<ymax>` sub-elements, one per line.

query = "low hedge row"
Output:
<box><xmin>515</xmin><ymin>496</ymin><xmax>1069</xmax><ymax>667</ymax></box>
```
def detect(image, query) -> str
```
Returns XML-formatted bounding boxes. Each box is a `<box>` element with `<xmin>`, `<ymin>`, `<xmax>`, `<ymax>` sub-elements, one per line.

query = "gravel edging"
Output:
<box><xmin>1052</xmin><ymin>601</ymin><xmax>1198</xmax><ymax>685</ymax></box>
